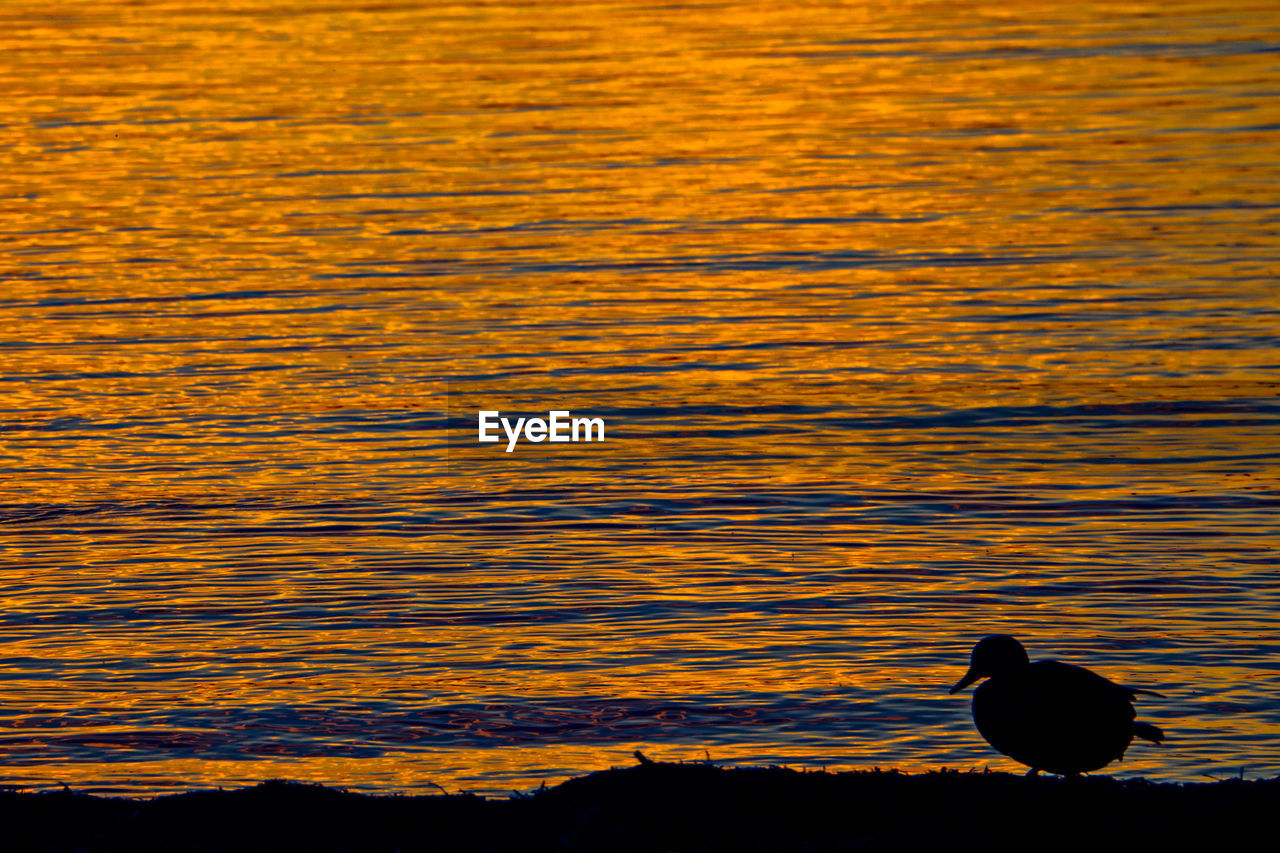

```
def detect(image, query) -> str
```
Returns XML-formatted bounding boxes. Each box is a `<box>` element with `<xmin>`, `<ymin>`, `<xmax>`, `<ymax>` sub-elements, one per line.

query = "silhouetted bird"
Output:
<box><xmin>950</xmin><ymin>634</ymin><xmax>1164</xmax><ymax>775</ymax></box>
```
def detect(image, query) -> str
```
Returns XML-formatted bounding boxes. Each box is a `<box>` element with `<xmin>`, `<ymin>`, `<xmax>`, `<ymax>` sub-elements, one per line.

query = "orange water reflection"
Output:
<box><xmin>0</xmin><ymin>0</ymin><xmax>1277</xmax><ymax>794</ymax></box>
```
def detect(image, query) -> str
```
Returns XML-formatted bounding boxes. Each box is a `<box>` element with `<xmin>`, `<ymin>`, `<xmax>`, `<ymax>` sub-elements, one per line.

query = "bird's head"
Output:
<box><xmin>949</xmin><ymin>634</ymin><xmax>1030</xmax><ymax>694</ymax></box>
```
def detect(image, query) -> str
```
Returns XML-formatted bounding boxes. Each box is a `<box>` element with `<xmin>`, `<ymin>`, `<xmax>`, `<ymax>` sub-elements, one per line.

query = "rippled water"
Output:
<box><xmin>1</xmin><ymin>0</ymin><xmax>1278</xmax><ymax>794</ymax></box>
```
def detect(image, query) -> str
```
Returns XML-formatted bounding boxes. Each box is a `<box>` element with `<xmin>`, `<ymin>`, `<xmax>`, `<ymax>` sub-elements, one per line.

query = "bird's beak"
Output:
<box><xmin>949</xmin><ymin>667</ymin><xmax>980</xmax><ymax>695</ymax></box>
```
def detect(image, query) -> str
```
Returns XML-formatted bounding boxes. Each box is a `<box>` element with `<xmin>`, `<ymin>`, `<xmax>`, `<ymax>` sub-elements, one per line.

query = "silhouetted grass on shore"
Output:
<box><xmin>2</xmin><ymin>755</ymin><xmax>1273</xmax><ymax>851</ymax></box>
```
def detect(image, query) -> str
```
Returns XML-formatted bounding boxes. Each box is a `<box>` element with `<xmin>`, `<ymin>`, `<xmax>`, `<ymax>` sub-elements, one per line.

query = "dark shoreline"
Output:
<box><xmin>3</xmin><ymin>757</ymin><xmax>1273</xmax><ymax>852</ymax></box>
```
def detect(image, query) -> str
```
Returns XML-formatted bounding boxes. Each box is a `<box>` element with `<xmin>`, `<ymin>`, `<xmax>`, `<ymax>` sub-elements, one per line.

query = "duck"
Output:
<box><xmin>950</xmin><ymin>634</ymin><xmax>1165</xmax><ymax>775</ymax></box>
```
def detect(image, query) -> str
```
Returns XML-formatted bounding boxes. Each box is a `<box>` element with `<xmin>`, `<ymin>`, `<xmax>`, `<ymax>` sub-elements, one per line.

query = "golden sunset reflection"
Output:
<box><xmin>0</xmin><ymin>0</ymin><xmax>1277</xmax><ymax>796</ymax></box>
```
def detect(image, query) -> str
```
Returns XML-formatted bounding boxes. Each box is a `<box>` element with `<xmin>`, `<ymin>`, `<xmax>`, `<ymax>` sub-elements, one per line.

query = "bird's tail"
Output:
<box><xmin>1133</xmin><ymin>722</ymin><xmax>1164</xmax><ymax>745</ymax></box>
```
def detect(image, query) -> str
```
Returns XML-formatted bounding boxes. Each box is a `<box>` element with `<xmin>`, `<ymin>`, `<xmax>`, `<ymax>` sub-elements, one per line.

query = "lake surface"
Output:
<box><xmin>1</xmin><ymin>0</ymin><xmax>1278</xmax><ymax>794</ymax></box>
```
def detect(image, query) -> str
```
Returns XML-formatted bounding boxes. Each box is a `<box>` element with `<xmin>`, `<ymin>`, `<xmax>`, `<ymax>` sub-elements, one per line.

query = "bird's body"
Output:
<box><xmin>950</xmin><ymin>635</ymin><xmax>1164</xmax><ymax>775</ymax></box>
